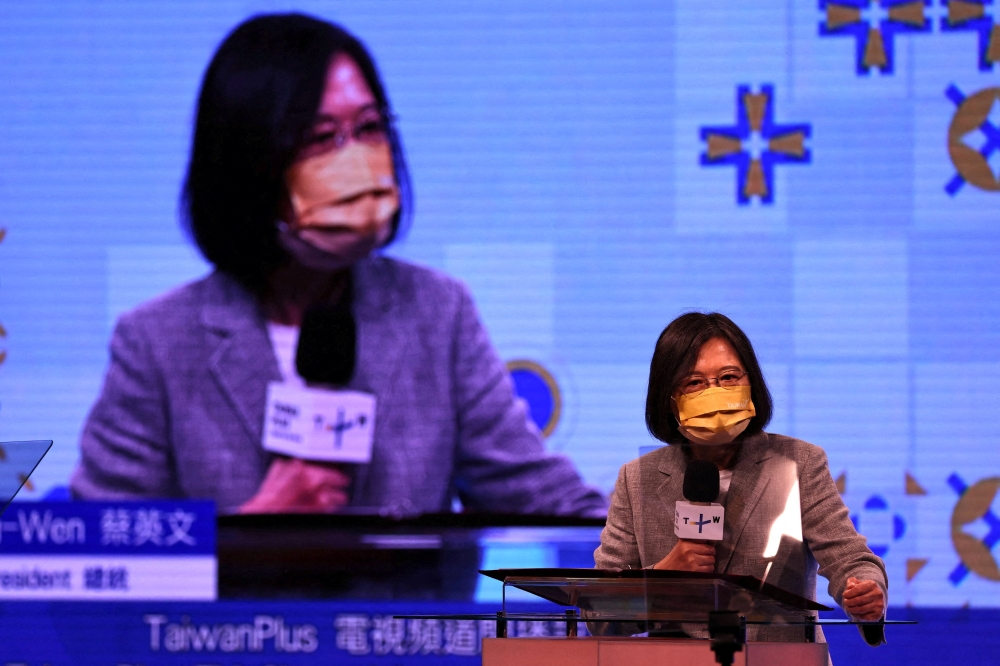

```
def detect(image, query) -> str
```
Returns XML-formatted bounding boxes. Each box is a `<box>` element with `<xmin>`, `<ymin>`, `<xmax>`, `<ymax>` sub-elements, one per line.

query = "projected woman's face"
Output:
<box><xmin>281</xmin><ymin>54</ymin><xmax>399</xmax><ymax>271</ymax></box>
<box><xmin>307</xmin><ymin>53</ymin><xmax>381</xmax><ymax>158</ymax></box>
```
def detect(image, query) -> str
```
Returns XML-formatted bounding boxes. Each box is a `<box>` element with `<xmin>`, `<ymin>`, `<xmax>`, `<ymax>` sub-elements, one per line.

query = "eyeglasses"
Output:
<box><xmin>678</xmin><ymin>370</ymin><xmax>749</xmax><ymax>395</ymax></box>
<box><xmin>302</xmin><ymin>107</ymin><xmax>394</xmax><ymax>154</ymax></box>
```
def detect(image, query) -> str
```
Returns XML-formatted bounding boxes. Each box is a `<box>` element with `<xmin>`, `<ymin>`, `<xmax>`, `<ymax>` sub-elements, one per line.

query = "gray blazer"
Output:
<box><xmin>71</xmin><ymin>255</ymin><xmax>607</xmax><ymax>517</ymax></box>
<box><xmin>594</xmin><ymin>433</ymin><xmax>887</xmax><ymax>645</ymax></box>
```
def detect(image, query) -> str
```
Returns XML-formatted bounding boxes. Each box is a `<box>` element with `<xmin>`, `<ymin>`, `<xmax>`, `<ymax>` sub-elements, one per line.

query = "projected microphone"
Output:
<box><xmin>263</xmin><ymin>295</ymin><xmax>375</xmax><ymax>464</ymax></box>
<box><xmin>674</xmin><ymin>460</ymin><xmax>725</xmax><ymax>541</ymax></box>
<box><xmin>295</xmin><ymin>302</ymin><xmax>356</xmax><ymax>386</ymax></box>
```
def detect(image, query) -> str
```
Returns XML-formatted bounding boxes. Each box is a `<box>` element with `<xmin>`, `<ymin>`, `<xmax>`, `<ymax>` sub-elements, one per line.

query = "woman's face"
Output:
<box><xmin>671</xmin><ymin>337</ymin><xmax>749</xmax><ymax>413</ymax></box>
<box><xmin>280</xmin><ymin>53</ymin><xmax>399</xmax><ymax>271</ymax></box>
<box><xmin>306</xmin><ymin>53</ymin><xmax>381</xmax><ymax>159</ymax></box>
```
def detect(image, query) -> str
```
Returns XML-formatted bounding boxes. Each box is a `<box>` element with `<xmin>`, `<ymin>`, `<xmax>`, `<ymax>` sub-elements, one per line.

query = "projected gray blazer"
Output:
<box><xmin>594</xmin><ymin>433</ymin><xmax>887</xmax><ymax>645</ymax></box>
<box><xmin>71</xmin><ymin>255</ymin><xmax>606</xmax><ymax>517</ymax></box>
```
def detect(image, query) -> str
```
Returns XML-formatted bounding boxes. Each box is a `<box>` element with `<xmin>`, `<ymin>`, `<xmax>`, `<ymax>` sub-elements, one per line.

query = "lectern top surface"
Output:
<box><xmin>480</xmin><ymin>568</ymin><xmax>832</xmax><ymax>622</ymax></box>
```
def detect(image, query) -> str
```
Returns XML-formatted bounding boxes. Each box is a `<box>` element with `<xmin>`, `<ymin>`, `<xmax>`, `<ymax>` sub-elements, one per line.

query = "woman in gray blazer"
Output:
<box><xmin>70</xmin><ymin>13</ymin><xmax>605</xmax><ymax>518</ymax></box>
<box><xmin>594</xmin><ymin>312</ymin><xmax>886</xmax><ymax>646</ymax></box>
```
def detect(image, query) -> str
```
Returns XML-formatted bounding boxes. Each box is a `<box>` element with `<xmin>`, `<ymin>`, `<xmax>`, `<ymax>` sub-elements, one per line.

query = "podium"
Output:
<box><xmin>474</xmin><ymin>568</ymin><xmax>840</xmax><ymax>666</ymax></box>
<box><xmin>482</xmin><ymin>636</ymin><xmax>828</xmax><ymax>666</ymax></box>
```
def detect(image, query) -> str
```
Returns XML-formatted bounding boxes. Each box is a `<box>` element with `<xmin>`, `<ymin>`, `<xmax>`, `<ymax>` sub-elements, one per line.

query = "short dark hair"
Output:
<box><xmin>645</xmin><ymin>312</ymin><xmax>773</xmax><ymax>445</ymax></box>
<box><xmin>181</xmin><ymin>13</ymin><xmax>412</xmax><ymax>296</ymax></box>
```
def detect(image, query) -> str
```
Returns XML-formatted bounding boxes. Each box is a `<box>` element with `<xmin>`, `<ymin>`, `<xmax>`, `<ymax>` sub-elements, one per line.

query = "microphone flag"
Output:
<box><xmin>675</xmin><ymin>459</ymin><xmax>725</xmax><ymax>541</ymax></box>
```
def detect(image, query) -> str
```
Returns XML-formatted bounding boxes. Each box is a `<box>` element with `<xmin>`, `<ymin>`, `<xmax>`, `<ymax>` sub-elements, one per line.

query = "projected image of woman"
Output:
<box><xmin>595</xmin><ymin>312</ymin><xmax>887</xmax><ymax>646</ymax></box>
<box><xmin>70</xmin><ymin>13</ymin><xmax>605</xmax><ymax>517</ymax></box>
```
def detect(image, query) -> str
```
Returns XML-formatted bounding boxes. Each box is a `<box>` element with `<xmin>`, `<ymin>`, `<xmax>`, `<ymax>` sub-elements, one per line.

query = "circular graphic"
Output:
<box><xmin>850</xmin><ymin>494</ymin><xmax>905</xmax><ymax>558</ymax></box>
<box><xmin>951</xmin><ymin>476</ymin><xmax>1000</xmax><ymax>582</ymax></box>
<box><xmin>948</xmin><ymin>86</ymin><xmax>1000</xmax><ymax>192</ymax></box>
<box><xmin>506</xmin><ymin>359</ymin><xmax>562</xmax><ymax>439</ymax></box>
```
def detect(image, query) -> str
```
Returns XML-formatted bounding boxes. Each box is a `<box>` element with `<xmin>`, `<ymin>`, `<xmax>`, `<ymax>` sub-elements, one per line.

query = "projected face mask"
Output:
<box><xmin>673</xmin><ymin>385</ymin><xmax>756</xmax><ymax>445</ymax></box>
<box><xmin>279</xmin><ymin>141</ymin><xmax>400</xmax><ymax>271</ymax></box>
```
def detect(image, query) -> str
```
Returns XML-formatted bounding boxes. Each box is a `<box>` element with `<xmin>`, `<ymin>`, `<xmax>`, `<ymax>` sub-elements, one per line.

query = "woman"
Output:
<box><xmin>70</xmin><ymin>13</ymin><xmax>605</xmax><ymax>517</ymax></box>
<box><xmin>594</xmin><ymin>312</ymin><xmax>886</xmax><ymax>646</ymax></box>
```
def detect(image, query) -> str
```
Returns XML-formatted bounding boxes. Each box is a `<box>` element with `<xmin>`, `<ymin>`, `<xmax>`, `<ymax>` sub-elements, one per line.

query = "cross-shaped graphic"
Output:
<box><xmin>332</xmin><ymin>408</ymin><xmax>352</xmax><ymax>449</ymax></box>
<box><xmin>945</xmin><ymin>84</ymin><xmax>1000</xmax><ymax>194</ymax></box>
<box><xmin>694</xmin><ymin>514</ymin><xmax>712</xmax><ymax>534</ymax></box>
<box><xmin>819</xmin><ymin>0</ymin><xmax>932</xmax><ymax>74</ymax></box>
<box><xmin>700</xmin><ymin>85</ymin><xmax>811</xmax><ymax>204</ymax></box>
<box><xmin>941</xmin><ymin>0</ymin><xmax>1000</xmax><ymax>70</ymax></box>
<box><xmin>321</xmin><ymin>408</ymin><xmax>368</xmax><ymax>449</ymax></box>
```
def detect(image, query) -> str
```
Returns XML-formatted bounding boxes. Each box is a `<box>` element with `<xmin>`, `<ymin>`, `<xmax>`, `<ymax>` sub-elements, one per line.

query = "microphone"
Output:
<box><xmin>683</xmin><ymin>459</ymin><xmax>720</xmax><ymax>503</ymax></box>
<box><xmin>263</xmin><ymin>286</ymin><xmax>375</xmax><ymax>464</ymax></box>
<box><xmin>295</xmin><ymin>302</ymin><xmax>356</xmax><ymax>386</ymax></box>
<box><xmin>675</xmin><ymin>460</ymin><xmax>725</xmax><ymax>541</ymax></box>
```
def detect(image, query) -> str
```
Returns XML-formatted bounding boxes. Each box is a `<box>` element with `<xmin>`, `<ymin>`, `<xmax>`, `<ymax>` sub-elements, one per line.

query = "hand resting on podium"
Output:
<box><xmin>843</xmin><ymin>577</ymin><xmax>885</xmax><ymax>622</ymax></box>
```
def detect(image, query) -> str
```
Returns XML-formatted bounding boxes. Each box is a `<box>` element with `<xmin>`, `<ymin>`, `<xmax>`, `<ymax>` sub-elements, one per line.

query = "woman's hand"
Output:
<box><xmin>843</xmin><ymin>577</ymin><xmax>885</xmax><ymax>621</ymax></box>
<box><xmin>239</xmin><ymin>456</ymin><xmax>351</xmax><ymax>513</ymax></box>
<box><xmin>653</xmin><ymin>539</ymin><xmax>716</xmax><ymax>572</ymax></box>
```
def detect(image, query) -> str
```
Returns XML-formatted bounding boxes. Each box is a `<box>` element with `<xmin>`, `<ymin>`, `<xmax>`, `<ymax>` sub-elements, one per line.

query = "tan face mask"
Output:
<box><xmin>673</xmin><ymin>385</ymin><xmax>756</xmax><ymax>445</ymax></box>
<box><xmin>280</xmin><ymin>141</ymin><xmax>400</xmax><ymax>271</ymax></box>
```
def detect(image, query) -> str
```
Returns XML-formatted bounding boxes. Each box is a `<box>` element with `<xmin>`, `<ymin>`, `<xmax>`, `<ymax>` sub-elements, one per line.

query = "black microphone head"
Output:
<box><xmin>295</xmin><ymin>304</ymin><xmax>356</xmax><ymax>385</ymax></box>
<box><xmin>683</xmin><ymin>459</ymin><xmax>720</xmax><ymax>503</ymax></box>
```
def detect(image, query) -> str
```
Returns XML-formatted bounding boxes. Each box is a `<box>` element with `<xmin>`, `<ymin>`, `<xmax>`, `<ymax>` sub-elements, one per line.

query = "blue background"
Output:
<box><xmin>0</xmin><ymin>0</ymin><xmax>999</xmax><ymax>613</ymax></box>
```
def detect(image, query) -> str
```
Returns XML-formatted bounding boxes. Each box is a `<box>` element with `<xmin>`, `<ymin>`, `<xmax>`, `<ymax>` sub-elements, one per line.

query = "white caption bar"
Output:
<box><xmin>0</xmin><ymin>555</ymin><xmax>216</xmax><ymax>600</ymax></box>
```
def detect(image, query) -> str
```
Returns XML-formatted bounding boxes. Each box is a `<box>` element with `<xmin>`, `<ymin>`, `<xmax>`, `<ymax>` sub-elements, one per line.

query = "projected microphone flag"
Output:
<box><xmin>263</xmin><ymin>383</ymin><xmax>376</xmax><ymax>463</ymax></box>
